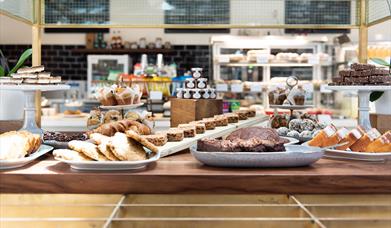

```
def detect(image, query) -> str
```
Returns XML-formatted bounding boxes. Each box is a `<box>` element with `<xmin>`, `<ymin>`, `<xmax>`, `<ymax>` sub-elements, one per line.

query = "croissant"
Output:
<box><xmin>87</xmin><ymin>119</ymin><xmax>151</xmax><ymax>137</ymax></box>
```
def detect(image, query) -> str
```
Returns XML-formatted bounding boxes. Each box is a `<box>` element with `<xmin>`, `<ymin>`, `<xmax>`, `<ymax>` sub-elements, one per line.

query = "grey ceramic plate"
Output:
<box><xmin>0</xmin><ymin>144</ymin><xmax>53</xmax><ymax>170</ymax></box>
<box><xmin>190</xmin><ymin>145</ymin><xmax>324</xmax><ymax>168</ymax></box>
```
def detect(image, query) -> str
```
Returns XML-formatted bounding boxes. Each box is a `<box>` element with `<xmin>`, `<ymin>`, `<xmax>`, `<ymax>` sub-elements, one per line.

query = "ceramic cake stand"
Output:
<box><xmin>0</xmin><ymin>84</ymin><xmax>70</xmax><ymax>135</ymax></box>
<box><xmin>325</xmin><ymin>85</ymin><xmax>391</xmax><ymax>130</ymax></box>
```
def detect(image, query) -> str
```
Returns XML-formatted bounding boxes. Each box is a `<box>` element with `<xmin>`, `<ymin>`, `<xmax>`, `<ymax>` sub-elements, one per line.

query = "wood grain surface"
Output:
<box><xmin>1</xmin><ymin>151</ymin><xmax>391</xmax><ymax>194</ymax></box>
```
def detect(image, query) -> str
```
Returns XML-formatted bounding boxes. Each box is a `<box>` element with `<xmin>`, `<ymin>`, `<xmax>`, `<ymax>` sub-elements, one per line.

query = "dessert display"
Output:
<box><xmin>0</xmin><ymin>131</ymin><xmax>41</xmax><ymax>160</ymax></box>
<box><xmin>197</xmin><ymin>127</ymin><xmax>288</xmax><ymax>152</ymax></box>
<box><xmin>331</xmin><ymin>63</ymin><xmax>390</xmax><ymax>85</ymax></box>
<box><xmin>0</xmin><ymin>65</ymin><xmax>63</xmax><ymax>85</ymax></box>
<box><xmin>95</xmin><ymin>84</ymin><xmax>142</xmax><ymax>106</ymax></box>
<box><xmin>272</xmin><ymin>113</ymin><xmax>325</xmax><ymax>140</ymax></box>
<box><xmin>308</xmin><ymin>125</ymin><xmax>391</xmax><ymax>153</ymax></box>
<box><xmin>176</xmin><ymin>68</ymin><xmax>216</xmax><ymax>99</ymax></box>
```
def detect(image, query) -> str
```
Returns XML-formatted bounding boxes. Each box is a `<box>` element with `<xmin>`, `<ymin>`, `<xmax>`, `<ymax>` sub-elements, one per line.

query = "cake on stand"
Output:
<box><xmin>0</xmin><ymin>84</ymin><xmax>70</xmax><ymax>135</ymax></box>
<box><xmin>325</xmin><ymin>85</ymin><xmax>391</xmax><ymax>130</ymax></box>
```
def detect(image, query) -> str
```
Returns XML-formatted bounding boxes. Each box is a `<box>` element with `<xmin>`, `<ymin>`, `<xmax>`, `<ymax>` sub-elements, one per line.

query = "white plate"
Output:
<box><xmin>269</xmin><ymin>105</ymin><xmax>314</xmax><ymax>110</ymax></box>
<box><xmin>325</xmin><ymin>85</ymin><xmax>391</xmax><ymax>92</ymax></box>
<box><xmin>0</xmin><ymin>144</ymin><xmax>53</xmax><ymax>170</ymax></box>
<box><xmin>55</xmin><ymin>151</ymin><xmax>160</xmax><ymax>171</ymax></box>
<box><xmin>282</xmin><ymin>136</ymin><xmax>299</xmax><ymax>145</ymax></box>
<box><xmin>325</xmin><ymin>149</ymin><xmax>391</xmax><ymax>161</ymax></box>
<box><xmin>100</xmin><ymin>103</ymin><xmax>144</xmax><ymax>110</ymax></box>
<box><xmin>190</xmin><ymin>145</ymin><xmax>324</xmax><ymax>168</ymax></box>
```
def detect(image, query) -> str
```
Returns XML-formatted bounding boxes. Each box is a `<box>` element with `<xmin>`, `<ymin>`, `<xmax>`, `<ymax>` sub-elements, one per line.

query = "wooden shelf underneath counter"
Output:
<box><xmin>1</xmin><ymin>151</ymin><xmax>390</xmax><ymax>194</ymax></box>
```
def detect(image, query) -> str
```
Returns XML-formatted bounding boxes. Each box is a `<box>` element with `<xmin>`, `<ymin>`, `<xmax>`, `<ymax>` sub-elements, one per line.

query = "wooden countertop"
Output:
<box><xmin>1</xmin><ymin>151</ymin><xmax>391</xmax><ymax>194</ymax></box>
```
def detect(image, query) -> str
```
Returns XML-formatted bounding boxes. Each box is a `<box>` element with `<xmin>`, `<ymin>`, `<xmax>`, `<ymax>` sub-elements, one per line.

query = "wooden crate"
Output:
<box><xmin>170</xmin><ymin>98</ymin><xmax>223</xmax><ymax>127</ymax></box>
<box><xmin>370</xmin><ymin>113</ymin><xmax>391</xmax><ymax>134</ymax></box>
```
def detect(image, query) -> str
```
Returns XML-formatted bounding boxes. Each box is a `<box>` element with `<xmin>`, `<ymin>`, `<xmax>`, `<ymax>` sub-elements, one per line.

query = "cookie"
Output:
<box><xmin>108</xmin><ymin>132</ymin><xmax>147</xmax><ymax>161</ymax></box>
<box><xmin>125</xmin><ymin>130</ymin><xmax>159</xmax><ymax>153</ymax></box>
<box><xmin>53</xmin><ymin>149</ymin><xmax>92</xmax><ymax>161</ymax></box>
<box><xmin>68</xmin><ymin>140</ymin><xmax>108</xmax><ymax>161</ymax></box>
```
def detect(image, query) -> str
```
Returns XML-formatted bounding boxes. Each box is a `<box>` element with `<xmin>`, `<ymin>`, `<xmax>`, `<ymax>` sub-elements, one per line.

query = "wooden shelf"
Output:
<box><xmin>72</xmin><ymin>48</ymin><xmax>175</xmax><ymax>54</ymax></box>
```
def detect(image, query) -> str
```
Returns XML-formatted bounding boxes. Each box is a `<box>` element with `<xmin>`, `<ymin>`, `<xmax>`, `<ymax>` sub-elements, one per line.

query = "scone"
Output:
<box><xmin>366</xmin><ymin>131</ymin><xmax>391</xmax><ymax>153</ymax></box>
<box><xmin>336</xmin><ymin>128</ymin><xmax>363</xmax><ymax>150</ymax></box>
<box><xmin>53</xmin><ymin>149</ymin><xmax>92</xmax><ymax>161</ymax></box>
<box><xmin>108</xmin><ymin>132</ymin><xmax>147</xmax><ymax>161</ymax></box>
<box><xmin>307</xmin><ymin>125</ymin><xmax>337</xmax><ymax>147</ymax></box>
<box><xmin>68</xmin><ymin>140</ymin><xmax>108</xmax><ymax>161</ymax></box>
<box><xmin>350</xmin><ymin>128</ymin><xmax>381</xmax><ymax>152</ymax></box>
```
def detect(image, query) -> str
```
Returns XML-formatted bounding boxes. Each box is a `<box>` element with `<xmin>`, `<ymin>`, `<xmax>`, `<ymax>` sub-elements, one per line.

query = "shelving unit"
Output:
<box><xmin>73</xmin><ymin>48</ymin><xmax>175</xmax><ymax>54</ymax></box>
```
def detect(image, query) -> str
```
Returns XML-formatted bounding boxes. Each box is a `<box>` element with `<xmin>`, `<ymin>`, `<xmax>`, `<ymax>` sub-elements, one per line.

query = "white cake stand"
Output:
<box><xmin>325</xmin><ymin>85</ymin><xmax>391</xmax><ymax>130</ymax></box>
<box><xmin>0</xmin><ymin>84</ymin><xmax>70</xmax><ymax>135</ymax></box>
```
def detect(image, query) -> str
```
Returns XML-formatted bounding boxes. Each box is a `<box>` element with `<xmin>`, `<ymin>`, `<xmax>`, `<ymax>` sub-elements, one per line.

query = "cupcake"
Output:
<box><xmin>114</xmin><ymin>87</ymin><xmax>132</xmax><ymax>105</ymax></box>
<box><xmin>96</xmin><ymin>87</ymin><xmax>117</xmax><ymax>106</ymax></box>
<box><xmin>131</xmin><ymin>85</ymin><xmax>142</xmax><ymax>104</ymax></box>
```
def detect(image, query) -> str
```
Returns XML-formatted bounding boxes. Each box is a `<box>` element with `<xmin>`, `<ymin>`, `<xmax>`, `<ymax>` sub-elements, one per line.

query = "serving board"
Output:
<box><xmin>159</xmin><ymin>114</ymin><xmax>269</xmax><ymax>157</ymax></box>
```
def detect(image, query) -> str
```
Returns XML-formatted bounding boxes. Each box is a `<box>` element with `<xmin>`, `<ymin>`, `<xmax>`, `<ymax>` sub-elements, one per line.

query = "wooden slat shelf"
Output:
<box><xmin>72</xmin><ymin>48</ymin><xmax>175</xmax><ymax>54</ymax></box>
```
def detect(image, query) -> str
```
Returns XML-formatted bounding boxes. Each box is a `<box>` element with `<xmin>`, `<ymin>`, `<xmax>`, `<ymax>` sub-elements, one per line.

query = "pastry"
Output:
<box><xmin>322</xmin><ymin>127</ymin><xmax>349</xmax><ymax>148</ymax></box>
<box><xmin>234</xmin><ymin>110</ymin><xmax>248</xmax><ymax>120</ymax></box>
<box><xmin>120</xmin><ymin>119</ymin><xmax>151</xmax><ymax>135</ymax></box>
<box><xmin>242</xmin><ymin>108</ymin><xmax>256</xmax><ymax>117</ymax></box>
<box><xmin>108</xmin><ymin>132</ymin><xmax>147</xmax><ymax>161</ymax></box>
<box><xmin>87</xmin><ymin>110</ymin><xmax>102</xmax><ymax>128</ymax></box>
<box><xmin>124</xmin><ymin>111</ymin><xmax>140</xmax><ymax>121</ymax></box>
<box><xmin>38</xmin><ymin>72</ymin><xmax>51</xmax><ymax>78</ymax></box>
<box><xmin>103</xmin><ymin>110</ymin><xmax>122</xmax><ymax>124</ymax></box>
<box><xmin>287</xmin><ymin>130</ymin><xmax>299</xmax><ymax>138</ymax></box>
<box><xmin>17</xmin><ymin>65</ymin><xmax>44</xmax><ymax>73</ymax></box>
<box><xmin>177</xmin><ymin>124</ymin><xmax>197</xmax><ymax>137</ymax></box>
<box><xmin>189</xmin><ymin>122</ymin><xmax>206</xmax><ymax>134</ymax></box>
<box><xmin>287</xmin><ymin>86</ymin><xmax>305</xmax><ymax>105</ymax></box>
<box><xmin>68</xmin><ymin>140</ymin><xmax>108</xmax><ymax>161</ymax></box>
<box><xmin>226</xmin><ymin>127</ymin><xmax>287</xmax><ymax>144</ymax></box>
<box><xmin>366</xmin><ymin>131</ymin><xmax>391</xmax><ymax>153</ymax></box>
<box><xmin>53</xmin><ymin>149</ymin><xmax>92</xmax><ymax>161</ymax></box>
<box><xmin>64</xmin><ymin>110</ymin><xmax>81</xmax><ymax>115</ymax></box>
<box><xmin>144</xmin><ymin>134</ymin><xmax>168</xmax><ymax>146</ymax></box>
<box><xmin>307</xmin><ymin>125</ymin><xmax>337</xmax><ymax>147</ymax></box>
<box><xmin>350</xmin><ymin>128</ymin><xmax>381</xmax><ymax>152</ymax></box>
<box><xmin>350</xmin><ymin>63</ymin><xmax>376</xmax><ymax>71</ymax></box>
<box><xmin>164</xmin><ymin>128</ymin><xmax>184</xmax><ymax>142</ymax></box>
<box><xmin>114</xmin><ymin>87</ymin><xmax>132</xmax><ymax>105</ymax></box>
<box><xmin>223</xmin><ymin>113</ymin><xmax>239</xmax><ymax>123</ymax></box>
<box><xmin>97</xmin><ymin>139</ymin><xmax>120</xmax><ymax>161</ymax></box>
<box><xmin>336</xmin><ymin>128</ymin><xmax>363</xmax><ymax>150</ymax></box>
<box><xmin>0</xmin><ymin>131</ymin><xmax>41</xmax><ymax>160</ymax></box>
<box><xmin>125</xmin><ymin>130</ymin><xmax>159</xmax><ymax>153</ymax></box>
<box><xmin>299</xmin><ymin>130</ymin><xmax>312</xmax><ymax>138</ymax></box>
<box><xmin>213</xmin><ymin>115</ymin><xmax>229</xmax><ymax>126</ymax></box>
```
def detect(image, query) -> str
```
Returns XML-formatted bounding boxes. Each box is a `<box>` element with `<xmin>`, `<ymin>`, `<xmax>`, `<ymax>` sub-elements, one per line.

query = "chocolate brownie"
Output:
<box><xmin>351</xmin><ymin>63</ymin><xmax>376</xmax><ymax>71</ymax></box>
<box><xmin>369</xmin><ymin>75</ymin><xmax>391</xmax><ymax>84</ymax></box>
<box><xmin>372</xmin><ymin>68</ymin><xmax>390</xmax><ymax>75</ymax></box>
<box><xmin>339</xmin><ymin>69</ymin><xmax>352</xmax><ymax>77</ymax></box>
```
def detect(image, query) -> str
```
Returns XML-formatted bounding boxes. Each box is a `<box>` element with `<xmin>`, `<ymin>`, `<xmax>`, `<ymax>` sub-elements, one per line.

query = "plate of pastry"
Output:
<box><xmin>53</xmin><ymin>130</ymin><xmax>160</xmax><ymax>170</ymax></box>
<box><xmin>191</xmin><ymin>127</ymin><xmax>324</xmax><ymax>168</ymax></box>
<box><xmin>307</xmin><ymin>125</ymin><xmax>391</xmax><ymax>161</ymax></box>
<box><xmin>0</xmin><ymin>131</ymin><xmax>53</xmax><ymax>170</ymax></box>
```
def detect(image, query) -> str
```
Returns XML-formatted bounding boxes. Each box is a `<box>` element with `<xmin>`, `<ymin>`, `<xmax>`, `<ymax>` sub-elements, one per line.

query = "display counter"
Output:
<box><xmin>1</xmin><ymin>151</ymin><xmax>390</xmax><ymax>194</ymax></box>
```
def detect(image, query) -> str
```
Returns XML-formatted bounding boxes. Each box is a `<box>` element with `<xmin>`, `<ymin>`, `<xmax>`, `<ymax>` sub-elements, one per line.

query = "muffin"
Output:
<box><xmin>97</xmin><ymin>87</ymin><xmax>117</xmax><ymax>106</ymax></box>
<box><xmin>114</xmin><ymin>87</ymin><xmax>132</xmax><ymax>105</ymax></box>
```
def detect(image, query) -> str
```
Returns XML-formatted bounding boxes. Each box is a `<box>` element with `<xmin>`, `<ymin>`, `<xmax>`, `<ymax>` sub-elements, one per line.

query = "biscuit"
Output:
<box><xmin>68</xmin><ymin>140</ymin><xmax>108</xmax><ymax>161</ymax></box>
<box><xmin>97</xmin><ymin>140</ymin><xmax>120</xmax><ymax>161</ymax></box>
<box><xmin>108</xmin><ymin>132</ymin><xmax>147</xmax><ymax>161</ymax></box>
<box><xmin>125</xmin><ymin>130</ymin><xmax>158</xmax><ymax>153</ymax></box>
<box><xmin>89</xmin><ymin>133</ymin><xmax>110</xmax><ymax>144</ymax></box>
<box><xmin>53</xmin><ymin>149</ymin><xmax>92</xmax><ymax>161</ymax></box>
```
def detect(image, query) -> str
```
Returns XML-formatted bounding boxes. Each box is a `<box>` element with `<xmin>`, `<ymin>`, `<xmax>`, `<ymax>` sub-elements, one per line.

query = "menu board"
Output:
<box><xmin>164</xmin><ymin>0</ymin><xmax>230</xmax><ymax>33</ymax></box>
<box><xmin>285</xmin><ymin>0</ymin><xmax>351</xmax><ymax>34</ymax></box>
<box><xmin>44</xmin><ymin>0</ymin><xmax>109</xmax><ymax>33</ymax></box>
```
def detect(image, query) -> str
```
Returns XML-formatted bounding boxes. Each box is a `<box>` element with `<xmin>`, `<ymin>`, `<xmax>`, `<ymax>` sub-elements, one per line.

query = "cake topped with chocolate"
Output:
<box><xmin>197</xmin><ymin>127</ymin><xmax>288</xmax><ymax>153</ymax></box>
<box><xmin>331</xmin><ymin>63</ymin><xmax>390</xmax><ymax>86</ymax></box>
